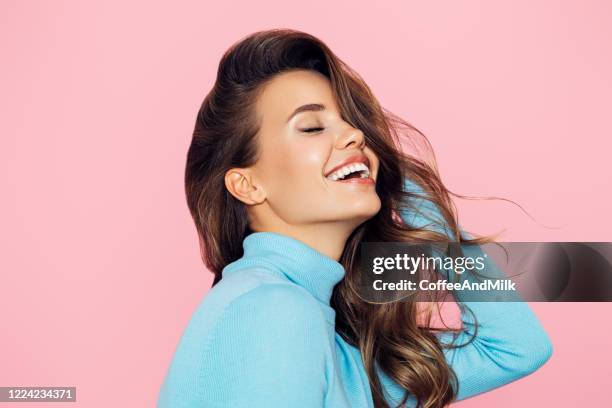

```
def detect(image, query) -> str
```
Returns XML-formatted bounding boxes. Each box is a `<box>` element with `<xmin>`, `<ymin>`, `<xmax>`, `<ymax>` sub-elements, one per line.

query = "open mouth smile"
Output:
<box><xmin>325</xmin><ymin>156</ymin><xmax>375</xmax><ymax>185</ymax></box>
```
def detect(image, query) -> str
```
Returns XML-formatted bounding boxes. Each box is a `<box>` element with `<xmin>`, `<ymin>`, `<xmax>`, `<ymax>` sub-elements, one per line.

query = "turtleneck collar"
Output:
<box><xmin>221</xmin><ymin>232</ymin><xmax>346</xmax><ymax>322</ymax></box>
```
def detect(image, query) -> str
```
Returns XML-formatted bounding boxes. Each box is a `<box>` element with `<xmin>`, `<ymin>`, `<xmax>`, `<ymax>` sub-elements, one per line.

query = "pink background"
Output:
<box><xmin>1</xmin><ymin>1</ymin><xmax>611</xmax><ymax>406</ymax></box>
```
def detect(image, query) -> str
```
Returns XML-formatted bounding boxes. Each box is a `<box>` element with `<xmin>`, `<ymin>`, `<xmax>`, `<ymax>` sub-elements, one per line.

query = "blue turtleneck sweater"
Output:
<box><xmin>157</xmin><ymin>181</ymin><xmax>553</xmax><ymax>407</ymax></box>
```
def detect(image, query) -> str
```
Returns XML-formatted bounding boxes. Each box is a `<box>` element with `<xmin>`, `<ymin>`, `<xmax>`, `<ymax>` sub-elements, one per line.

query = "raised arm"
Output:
<box><xmin>379</xmin><ymin>177</ymin><xmax>553</xmax><ymax>405</ymax></box>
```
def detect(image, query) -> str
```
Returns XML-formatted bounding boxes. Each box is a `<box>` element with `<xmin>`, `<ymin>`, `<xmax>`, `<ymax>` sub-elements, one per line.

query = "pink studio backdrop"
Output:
<box><xmin>1</xmin><ymin>1</ymin><xmax>611</xmax><ymax>407</ymax></box>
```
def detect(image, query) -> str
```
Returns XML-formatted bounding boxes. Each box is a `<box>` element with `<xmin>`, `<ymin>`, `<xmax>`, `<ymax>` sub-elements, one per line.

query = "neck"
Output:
<box><xmin>251</xmin><ymin>221</ymin><xmax>358</xmax><ymax>261</ymax></box>
<box><xmin>222</xmin><ymin>231</ymin><xmax>347</xmax><ymax>320</ymax></box>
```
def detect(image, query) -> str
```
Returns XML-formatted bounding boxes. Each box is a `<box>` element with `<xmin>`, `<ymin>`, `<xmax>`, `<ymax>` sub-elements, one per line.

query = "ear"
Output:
<box><xmin>224</xmin><ymin>168</ymin><xmax>266</xmax><ymax>205</ymax></box>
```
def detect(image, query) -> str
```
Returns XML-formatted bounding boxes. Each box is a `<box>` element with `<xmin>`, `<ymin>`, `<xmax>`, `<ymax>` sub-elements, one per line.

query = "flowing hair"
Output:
<box><xmin>185</xmin><ymin>28</ymin><xmax>506</xmax><ymax>408</ymax></box>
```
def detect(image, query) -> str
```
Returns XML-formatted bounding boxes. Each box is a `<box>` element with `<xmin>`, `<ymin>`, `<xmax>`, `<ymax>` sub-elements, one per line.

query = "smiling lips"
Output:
<box><xmin>325</xmin><ymin>154</ymin><xmax>374</xmax><ymax>184</ymax></box>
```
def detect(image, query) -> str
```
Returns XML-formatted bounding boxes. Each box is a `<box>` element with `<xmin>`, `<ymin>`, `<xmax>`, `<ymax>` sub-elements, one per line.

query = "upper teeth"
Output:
<box><xmin>327</xmin><ymin>162</ymin><xmax>370</xmax><ymax>181</ymax></box>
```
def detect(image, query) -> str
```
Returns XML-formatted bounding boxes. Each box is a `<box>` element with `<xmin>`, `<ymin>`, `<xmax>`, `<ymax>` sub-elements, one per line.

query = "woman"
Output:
<box><xmin>157</xmin><ymin>29</ymin><xmax>553</xmax><ymax>408</ymax></box>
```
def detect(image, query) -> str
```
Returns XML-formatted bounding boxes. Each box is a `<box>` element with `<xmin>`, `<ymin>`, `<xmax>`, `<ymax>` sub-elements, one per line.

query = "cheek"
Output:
<box><xmin>277</xmin><ymin>139</ymin><xmax>328</xmax><ymax>186</ymax></box>
<box><xmin>261</xmin><ymin>140</ymin><xmax>332</xmax><ymax>222</ymax></box>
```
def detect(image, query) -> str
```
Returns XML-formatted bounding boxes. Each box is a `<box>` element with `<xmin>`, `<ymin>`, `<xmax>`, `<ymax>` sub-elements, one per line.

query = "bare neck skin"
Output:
<box><xmin>248</xmin><ymin>205</ymin><xmax>363</xmax><ymax>261</ymax></box>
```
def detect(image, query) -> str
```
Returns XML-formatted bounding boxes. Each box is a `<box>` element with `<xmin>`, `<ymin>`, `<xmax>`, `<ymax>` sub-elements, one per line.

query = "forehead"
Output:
<box><xmin>255</xmin><ymin>70</ymin><xmax>338</xmax><ymax>123</ymax></box>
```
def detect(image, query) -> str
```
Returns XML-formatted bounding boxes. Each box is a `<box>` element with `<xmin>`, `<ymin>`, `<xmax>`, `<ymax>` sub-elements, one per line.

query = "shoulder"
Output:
<box><xmin>207</xmin><ymin>269</ymin><xmax>328</xmax><ymax>344</ymax></box>
<box><xmin>175</xmin><ymin>267</ymin><xmax>329</xmax><ymax>360</ymax></box>
<box><xmin>158</xmin><ymin>270</ymin><xmax>330</xmax><ymax>407</ymax></box>
<box><xmin>214</xmin><ymin>281</ymin><xmax>330</xmax><ymax>349</ymax></box>
<box><xmin>194</xmin><ymin>268</ymin><xmax>325</xmax><ymax>331</ymax></box>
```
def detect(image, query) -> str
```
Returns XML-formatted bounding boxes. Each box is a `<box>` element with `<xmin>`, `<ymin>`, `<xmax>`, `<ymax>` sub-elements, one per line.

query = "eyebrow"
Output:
<box><xmin>286</xmin><ymin>103</ymin><xmax>326</xmax><ymax>123</ymax></box>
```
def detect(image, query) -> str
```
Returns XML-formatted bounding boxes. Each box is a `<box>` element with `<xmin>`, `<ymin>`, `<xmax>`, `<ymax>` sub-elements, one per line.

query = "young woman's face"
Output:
<box><xmin>251</xmin><ymin>69</ymin><xmax>381</xmax><ymax>227</ymax></box>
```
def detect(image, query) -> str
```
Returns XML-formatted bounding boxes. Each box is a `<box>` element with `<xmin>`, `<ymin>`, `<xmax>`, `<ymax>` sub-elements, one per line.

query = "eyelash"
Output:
<box><xmin>300</xmin><ymin>127</ymin><xmax>325</xmax><ymax>133</ymax></box>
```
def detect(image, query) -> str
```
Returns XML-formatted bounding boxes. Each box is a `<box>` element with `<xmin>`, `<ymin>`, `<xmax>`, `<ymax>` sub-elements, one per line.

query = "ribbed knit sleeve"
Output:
<box><xmin>379</xmin><ymin>178</ymin><xmax>554</xmax><ymax>405</ymax></box>
<box><xmin>157</xmin><ymin>282</ymin><xmax>331</xmax><ymax>408</ymax></box>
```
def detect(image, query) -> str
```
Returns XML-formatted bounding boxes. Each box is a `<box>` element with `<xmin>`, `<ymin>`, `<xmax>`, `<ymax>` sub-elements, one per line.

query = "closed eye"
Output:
<box><xmin>300</xmin><ymin>127</ymin><xmax>325</xmax><ymax>133</ymax></box>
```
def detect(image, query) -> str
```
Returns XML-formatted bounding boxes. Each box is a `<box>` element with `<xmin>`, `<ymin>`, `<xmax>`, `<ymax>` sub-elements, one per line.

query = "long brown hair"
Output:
<box><xmin>185</xmin><ymin>28</ymin><xmax>502</xmax><ymax>408</ymax></box>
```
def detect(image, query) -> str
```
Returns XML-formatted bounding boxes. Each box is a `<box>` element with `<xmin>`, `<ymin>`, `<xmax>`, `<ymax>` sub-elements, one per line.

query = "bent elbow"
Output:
<box><xmin>516</xmin><ymin>331</ymin><xmax>554</xmax><ymax>376</ymax></box>
<box><xmin>533</xmin><ymin>334</ymin><xmax>554</xmax><ymax>370</ymax></box>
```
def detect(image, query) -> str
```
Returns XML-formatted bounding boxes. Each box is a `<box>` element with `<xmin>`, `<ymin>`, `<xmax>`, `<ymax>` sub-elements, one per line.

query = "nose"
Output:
<box><xmin>336</xmin><ymin>126</ymin><xmax>366</xmax><ymax>150</ymax></box>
